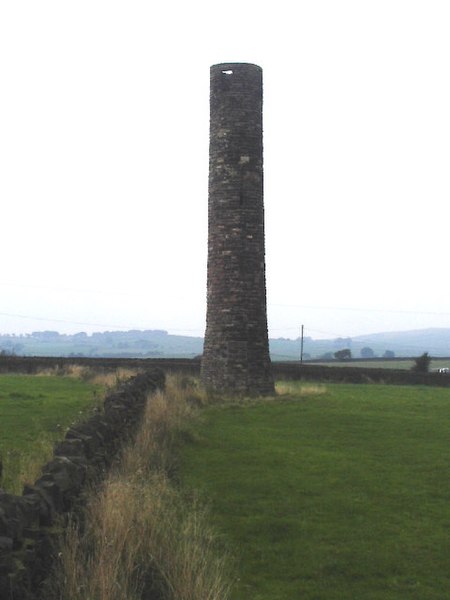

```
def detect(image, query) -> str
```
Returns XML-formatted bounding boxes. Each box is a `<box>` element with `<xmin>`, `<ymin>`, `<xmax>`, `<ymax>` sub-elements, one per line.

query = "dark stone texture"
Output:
<box><xmin>0</xmin><ymin>536</ymin><xmax>13</xmax><ymax>551</ymax></box>
<box><xmin>272</xmin><ymin>362</ymin><xmax>450</xmax><ymax>386</ymax></box>
<box><xmin>0</xmin><ymin>356</ymin><xmax>202</xmax><ymax>377</ymax></box>
<box><xmin>0</xmin><ymin>368</ymin><xmax>164</xmax><ymax>599</ymax></box>
<box><xmin>202</xmin><ymin>63</ymin><xmax>274</xmax><ymax>395</ymax></box>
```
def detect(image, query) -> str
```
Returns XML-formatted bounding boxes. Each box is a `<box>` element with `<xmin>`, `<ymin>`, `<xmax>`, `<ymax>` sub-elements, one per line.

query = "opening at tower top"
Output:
<box><xmin>222</xmin><ymin>69</ymin><xmax>233</xmax><ymax>75</ymax></box>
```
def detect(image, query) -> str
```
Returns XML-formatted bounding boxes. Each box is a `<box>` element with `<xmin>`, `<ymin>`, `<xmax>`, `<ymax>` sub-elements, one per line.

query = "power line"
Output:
<box><xmin>268</xmin><ymin>303</ymin><xmax>450</xmax><ymax>317</ymax></box>
<box><xmin>0</xmin><ymin>311</ymin><xmax>159</xmax><ymax>331</ymax></box>
<box><xmin>0</xmin><ymin>281</ymin><xmax>131</xmax><ymax>296</ymax></box>
<box><xmin>0</xmin><ymin>310</ymin><xmax>206</xmax><ymax>336</ymax></box>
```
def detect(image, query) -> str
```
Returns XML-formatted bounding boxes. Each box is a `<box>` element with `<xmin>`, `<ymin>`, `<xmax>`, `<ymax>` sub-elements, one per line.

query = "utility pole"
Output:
<box><xmin>300</xmin><ymin>324</ymin><xmax>304</xmax><ymax>364</ymax></box>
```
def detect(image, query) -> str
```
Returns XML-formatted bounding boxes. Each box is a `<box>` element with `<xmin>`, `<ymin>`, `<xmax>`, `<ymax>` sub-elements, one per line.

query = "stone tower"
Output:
<box><xmin>201</xmin><ymin>62</ymin><xmax>274</xmax><ymax>395</ymax></box>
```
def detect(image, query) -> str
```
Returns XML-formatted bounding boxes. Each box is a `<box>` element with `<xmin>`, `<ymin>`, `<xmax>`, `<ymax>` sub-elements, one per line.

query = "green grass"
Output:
<box><xmin>180</xmin><ymin>382</ymin><xmax>450</xmax><ymax>599</ymax></box>
<box><xmin>0</xmin><ymin>374</ymin><xmax>103</xmax><ymax>493</ymax></box>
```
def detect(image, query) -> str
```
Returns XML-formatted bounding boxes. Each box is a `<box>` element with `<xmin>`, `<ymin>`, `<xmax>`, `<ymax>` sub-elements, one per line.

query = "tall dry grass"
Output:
<box><xmin>50</xmin><ymin>374</ymin><xmax>232</xmax><ymax>600</ymax></box>
<box><xmin>36</xmin><ymin>363</ymin><xmax>141</xmax><ymax>389</ymax></box>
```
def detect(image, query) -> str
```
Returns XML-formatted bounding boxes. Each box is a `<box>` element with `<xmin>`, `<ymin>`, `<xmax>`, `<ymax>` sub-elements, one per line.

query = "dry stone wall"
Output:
<box><xmin>0</xmin><ymin>356</ymin><xmax>200</xmax><ymax>376</ymax></box>
<box><xmin>0</xmin><ymin>369</ymin><xmax>165</xmax><ymax>600</ymax></box>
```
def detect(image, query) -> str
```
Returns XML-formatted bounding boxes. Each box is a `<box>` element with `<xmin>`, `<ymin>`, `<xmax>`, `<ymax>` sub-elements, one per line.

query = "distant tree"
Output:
<box><xmin>319</xmin><ymin>352</ymin><xmax>334</xmax><ymax>360</ymax></box>
<box><xmin>411</xmin><ymin>352</ymin><xmax>431</xmax><ymax>373</ymax></box>
<box><xmin>32</xmin><ymin>330</ymin><xmax>60</xmax><ymax>341</ymax></box>
<box><xmin>0</xmin><ymin>348</ymin><xmax>15</xmax><ymax>356</ymax></box>
<box><xmin>72</xmin><ymin>332</ymin><xmax>88</xmax><ymax>339</ymax></box>
<box><xmin>360</xmin><ymin>347</ymin><xmax>375</xmax><ymax>358</ymax></box>
<box><xmin>383</xmin><ymin>350</ymin><xmax>395</xmax><ymax>358</ymax></box>
<box><xmin>334</xmin><ymin>348</ymin><xmax>352</xmax><ymax>360</ymax></box>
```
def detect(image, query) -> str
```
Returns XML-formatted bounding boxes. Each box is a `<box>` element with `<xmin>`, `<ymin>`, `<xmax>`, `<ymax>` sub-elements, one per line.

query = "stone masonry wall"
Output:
<box><xmin>0</xmin><ymin>369</ymin><xmax>165</xmax><ymax>600</ymax></box>
<box><xmin>201</xmin><ymin>63</ymin><xmax>274</xmax><ymax>395</ymax></box>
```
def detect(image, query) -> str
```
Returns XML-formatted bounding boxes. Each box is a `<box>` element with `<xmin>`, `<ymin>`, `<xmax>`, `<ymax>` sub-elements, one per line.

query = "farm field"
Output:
<box><xmin>0</xmin><ymin>373</ymin><xmax>104</xmax><ymax>494</ymax></box>
<box><xmin>180</xmin><ymin>381</ymin><xmax>450</xmax><ymax>600</ymax></box>
<box><xmin>308</xmin><ymin>358</ymin><xmax>450</xmax><ymax>370</ymax></box>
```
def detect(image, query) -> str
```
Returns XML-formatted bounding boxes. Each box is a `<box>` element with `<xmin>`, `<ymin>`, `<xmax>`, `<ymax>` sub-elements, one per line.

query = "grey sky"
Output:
<box><xmin>1</xmin><ymin>1</ymin><xmax>449</xmax><ymax>340</ymax></box>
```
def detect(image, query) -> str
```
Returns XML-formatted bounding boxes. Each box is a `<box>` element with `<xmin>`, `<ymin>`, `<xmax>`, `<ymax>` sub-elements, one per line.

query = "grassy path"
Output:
<box><xmin>180</xmin><ymin>382</ymin><xmax>450</xmax><ymax>599</ymax></box>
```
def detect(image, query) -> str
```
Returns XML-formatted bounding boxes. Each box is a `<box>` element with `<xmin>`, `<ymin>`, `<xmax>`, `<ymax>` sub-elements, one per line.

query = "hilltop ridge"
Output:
<box><xmin>1</xmin><ymin>327</ymin><xmax>449</xmax><ymax>360</ymax></box>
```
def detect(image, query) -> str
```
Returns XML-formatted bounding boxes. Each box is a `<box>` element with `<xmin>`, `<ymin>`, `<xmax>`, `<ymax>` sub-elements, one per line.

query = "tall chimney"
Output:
<box><xmin>201</xmin><ymin>63</ymin><xmax>274</xmax><ymax>395</ymax></box>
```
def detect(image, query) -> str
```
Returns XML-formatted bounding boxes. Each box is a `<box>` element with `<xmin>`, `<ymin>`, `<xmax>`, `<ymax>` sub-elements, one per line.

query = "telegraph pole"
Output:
<box><xmin>300</xmin><ymin>324</ymin><xmax>304</xmax><ymax>364</ymax></box>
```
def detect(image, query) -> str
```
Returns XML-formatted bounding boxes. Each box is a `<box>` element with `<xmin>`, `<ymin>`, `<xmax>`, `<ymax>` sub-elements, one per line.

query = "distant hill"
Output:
<box><xmin>351</xmin><ymin>328</ymin><xmax>450</xmax><ymax>357</ymax></box>
<box><xmin>1</xmin><ymin>327</ymin><xmax>449</xmax><ymax>360</ymax></box>
<box><xmin>0</xmin><ymin>329</ymin><xmax>203</xmax><ymax>359</ymax></box>
<box><xmin>270</xmin><ymin>328</ymin><xmax>450</xmax><ymax>360</ymax></box>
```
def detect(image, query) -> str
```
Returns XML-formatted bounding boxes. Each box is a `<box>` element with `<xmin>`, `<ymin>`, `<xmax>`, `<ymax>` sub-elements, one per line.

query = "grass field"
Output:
<box><xmin>179</xmin><ymin>382</ymin><xmax>450</xmax><ymax>599</ymax></box>
<box><xmin>0</xmin><ymin>374</ymin><xmax>104</xmax><ymax>494</ymax></box>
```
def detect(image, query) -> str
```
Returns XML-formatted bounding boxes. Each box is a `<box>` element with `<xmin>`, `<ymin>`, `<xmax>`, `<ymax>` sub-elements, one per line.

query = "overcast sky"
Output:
<box><xmin>1</xmin><ymin>1</ymin><xmax>449</xmax><ymax>341</ymax></box>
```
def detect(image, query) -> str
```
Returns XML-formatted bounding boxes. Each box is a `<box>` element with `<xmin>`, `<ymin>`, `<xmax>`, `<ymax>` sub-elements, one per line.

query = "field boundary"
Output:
<box><xmin>0</xmin><ymin>369</ymin><xmax>165</xmax><ymax>599</ymax></box>
<box><xmin>3</xmin><ymin>356</ymin><xmax>450</xmax><ymax>387</ymax></box>
<box><xmin>272</xmin><ymin>362</ymin><xmax>450</xmax><ymax>386</ymax></box>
